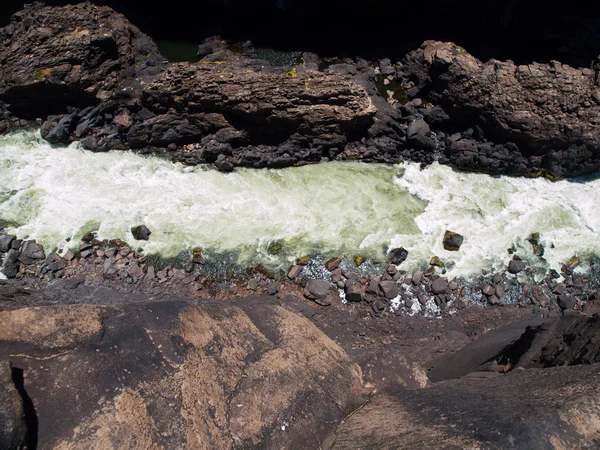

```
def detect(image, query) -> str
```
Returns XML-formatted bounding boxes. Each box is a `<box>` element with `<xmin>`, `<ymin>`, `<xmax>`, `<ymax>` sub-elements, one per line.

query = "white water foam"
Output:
<box><xmin>1</xmin><ymin>130</ymin><xmax>600</xmax><ymax>278</ymax></box>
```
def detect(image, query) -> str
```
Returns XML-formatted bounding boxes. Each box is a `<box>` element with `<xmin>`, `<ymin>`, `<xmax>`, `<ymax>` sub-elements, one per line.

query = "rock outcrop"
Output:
<box><xmin>0</xmin><ymin>361</ymin><xmax>27</xmax><ymax>450</ymax></box>
<box><xmin>0</xmin><ymin>300</ymin><xmax>362</xmax><ymax>449</ymax></box>
<box><xmin>402</xmin><ymin>41</ymin><xmax>600</xmax><ymax>177</ymax></box>
<box><xmin>0</xmin><ymin>2</ymin><xmax>165</xmax><ymax>119</ymax></box>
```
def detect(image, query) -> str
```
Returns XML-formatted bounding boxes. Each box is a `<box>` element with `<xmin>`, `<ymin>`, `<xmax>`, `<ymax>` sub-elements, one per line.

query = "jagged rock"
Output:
<box><xmin>508</xmin><ymin>255</ymin><xmax>526</xmax><ymax>274</ymax></box>
<box><xmin>131</xmin><ymin>225</ymin><xmax>151</xmax><ymax>241</ymax></box>
<box><xmin>0</xmin><ymin>301</ymin><xmax>361</xmax><ymax>449</ymax></box>
<box><xmin>405</xmin><ymin>40</ymin><xmax>600</xmax><ymax>177</ymax></box>
<box><xmin>0</xmin><ymin>3</ymin><xmax>165</xmax><ymax>119</ymax></box>
<box><xmin>0</xmin><ymin>361</ymin><xmax>27</xmax><ymax>450</ymax></box>
<box><xmin>0</xmin><ymin>250</ymin><xmax>20</xmax><ymax>279</ymax></box>
<box><xmin>411</xmin><ymin>271</ymin><xmax>423</xmax><ymax>285</ymax></box>
<box><xmin>0</xmin><ymin>235</ymin><xmax>15</xmax><ymax>253</ymax></box>
<box><xmin>387</xmin><ymin>247</ymin><xmax>408</xmax><ymax>265</ymax></box>
<box><xmin>379</xmin><ymin>280</ymin><xmax>399</xmax><ymax>299</ymax></box>
<box><xmin>17</xmin><ymin>241</ymin><xmax>44</xmax><ymax>265</ymax></box>
<box><xmin>443</xmin><ymin>230</ymin><xmax>464</xmax><ymax>251</ymax></box>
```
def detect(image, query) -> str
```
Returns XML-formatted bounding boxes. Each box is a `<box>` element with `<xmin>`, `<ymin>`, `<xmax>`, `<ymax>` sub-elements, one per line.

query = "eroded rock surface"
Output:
<box><xmin>403</xmin><ymin>40</ymin><xmax>600</xmax><ymax>176</ymax></box>
<box><xmin>0</xmin><ymin>298</ymin><xmax>362</xmax><ymax>449</ymax></box>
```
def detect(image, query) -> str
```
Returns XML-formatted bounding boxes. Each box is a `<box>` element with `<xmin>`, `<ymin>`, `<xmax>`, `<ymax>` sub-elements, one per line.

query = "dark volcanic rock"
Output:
<box><xmin>443</xmin><ymin>230</ymin><xmax>463</xmax><ymax>251</ymax></box>
<box><xmin>1</xmin><ymin>250</ymin><xmax>20</xmax><ymax>279</ymax></box>
<box><xmin>344</xmin><ymin>280</ymin><xmax>363</xmax><ymax>302</ymax></box>
<box><xmin>0</xmin><ymin>235</ymin><xmax>15</xmax><ymax>253</ymax></box>
<box><xmin>404</xmin><ymin>41</ymin><xmax>600</xmax><ymax>177</ymax></box>
<box><xmin>0</xmin><ymin>3</ymin><xmax>165</xmax><ymax>119</ymax></box>
<box><xmin>131</xmin><ymin>225</ymin><xmax>151</xmax><ymax>241</ymax></box>
<box><xmin>387</xmin><ymin>247</ymin><xmax>408</xmax><ymax>265</ymax></box>
<box><xmin>18</xmin><ymin>241</ymin><xmax>44</xmax><ymax>265</ymax></box>
<box><xmin>508</xmin><ymin>255</ymin><xmax>526</xmax><ymax>274</ymax></box>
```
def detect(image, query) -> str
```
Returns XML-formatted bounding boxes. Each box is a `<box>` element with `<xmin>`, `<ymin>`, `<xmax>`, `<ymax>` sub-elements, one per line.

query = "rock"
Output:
<box><xmin>18</xmin><ymin>240</ymin><xmax>44</xmax><ymax>265</ymax></box>
<box><xmin>442</xmin><ymin>230</ymin><xmax>464</xmax><ymax>251</ymax></box>
<box><xmin>379</xmin><ymin>281</ymin><xmax>399</xmax><ymax>299</ymax></box>
<box><xmin>342</xmin><ymin>268</ymin><xmax>360</xmax><ymax>281</ymax></box>
<box><xmin>531</xmin><ymin>286</ymin><xmax>551</xmax><ymax>307</ymax></box>
<box><xmin>429</xmin><ymin>256</ymin><xmax>444</xmax><ymax>267</ymax></box>
<box><xmin>267</xmin><ymin>282</ymin><xmax>281</xmax><ymax>296</ymax></box>
<box><xmin>192</xmin><ymin>248</ymin><xmax>206</xmax><ymax>265</ymax></box>
<box><xmin>553</xmin><ymin>283</ymin><xmax>566</xmax><ymax>295</ymax></box>
<box><xmin>0</xmin><ymin>299</ymin><xmax>361</xmax><ymax>449</ymax></box>
<box><xmin>1</xmin><ymin>250</ymin><xmax>20</xmax><ymax>279</ymax></box>
<box><xmin>508</xmin><ymin>256</ymin><xmax>526</xmax><ymax>274</ymax></box>
<box><xmin>0</xmin><ymin>235</ymin><xmax>15</xmax><ymax>253</ymax></box>
<box><xmin>558</xmin><ymin>294</ymin><xmax>575</xmax><ymax>310</ymax></box>
<box><xmin>304</xmin><ymin>279</ymin><xmax>331</xmax><ymax>304</ymax></box>
<box><xmin>482</xmin><ymin>285</ymin><xmax>496</xmax><ymax>297</ymax></box>
<box><xmin>527</xmin><ymin>232</ymin><xmax>544</xmax><ymax>257</ymax></box>
<box><xmin>131</xmin><ymin>225</ymin><xmax>151</xmax><ymax>241</ymax></box>
<box><xmin>431</xmin><ymin>278</ymin><xmax>448</xmax><ymax>295</ymax></box>
<box><xmin>411</xmin><ymin>271</ymin><xmax>423</xmax><ymax>285</ymax></box>
<box><xmin>386</xmin><ymin>265</ymin><xmax>398</xmax><ymax>276</ymax></box>
<box><xmin>494</xmin><ymin>283</ymin><xmax>506</xmax><ymax>298</ymax></box>
<box><xmin>387</xmin><ymin>247</ymin><xmax>408</xmax><ymax>265</ymax></box>
<box><xmin>331</xmin><ymin>268</ymin><xmax>343</xmax><ymax>283</ymax></box>
<box><xmin>0</xmin><ymin>3</ymin><xmax>165</xmax><ymax>119</ymax></box>
<box><xmin>325</xmin><ymin>257</ymin><xmax>342</xmax><ymax>271</ymax></box>
<box><xmin>344</xmin><ymin>280</ymin><xmax>363</xmax><ymax>302</ymax></box>
<box><xmin>287</xmin><ymin>264</ymin><xmax>303</xmax><ymax>280</ymax></box>
<box><xmin>354</xmin><ymin>255</ymin><xmax>366</xmax><ymax>267</ymax></box>
<box><xmin>296</xmin><ymin>255</ymin><xmax>310</xmax><ymax>266</ymax></box>
<box><xmin>405</xmin><ymin>41</ymin><xmax>600</xmax><ymax>177</ymax></box>
<box><xmin>0</xmin><ymin>361</ymin><xmax>27</xmax><ymax>450</ymax></box>
<box><xmin>407</xmin><ymin>119</ymin><xmax>430</xmax><ymax>139</ymax></box>
<box><xmin>487</xmin><ymin>295</ymin><xmax>500</xmax><ymax>305</ymax></box>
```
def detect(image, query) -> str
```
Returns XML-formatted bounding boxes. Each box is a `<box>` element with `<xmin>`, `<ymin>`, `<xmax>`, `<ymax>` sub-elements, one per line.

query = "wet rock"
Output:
<box><xmin>296</xmin><ymin>255</ymin><xmax>310</xmax><ymax>266</ymax></box>
<box><xmin>431</xmin><ymin>278</ymin><xmax>448</xmax><ymax>295</ymax></box>
<box><xmin>287</xmin><ymin>264</ymin><xmax>303</xmax><ymax>280</ymax></box>
<box><xmin>131</xmin><ymin>225</ymin><xmax>151</xmax><ymax>241</ymax></box>
<box><xmin>18</xmin><ymin>240</ymin><xmax>44</xmax><ymax>265</ymax></box>
<box><xmin>0</xmin><ymin>235</ymin><xmax>15</xmax><ymax>253</ymax></box>
<box><xmin>192</xmin><ymin>248</ymin><xmax>206</xmax><ymax>265</ymax></box>
<box><xmin>387</xmin><ymin>247</ymin><xmax>408</xmax><ymax>265</ymax></box>
<box><xmin>325</xmin><ymin>257</ymin><xmax>341</xmax><ymax>271</ymax></box>
<box><xmin>407</xmin><ymin>119</ymin><xmax>430</xmax><ymax>139</ymax></box>
<box><xmin>379</xmin><ymin>281</ymin><xmax>399</xmax><ymax>299</ymax></box>
<box><xmin>443</xmin><ymin>230</ymin><xmax>464</xmax><ymax>251</ymax></box>
<box><xmin>508</xmin><ymin>255</ymin><xmax>526</xmax><ymax>274</ymax></box>
<box><xmin>354</xmin><ymin>255</ymin><xmax>366</xmax><ymax>267</ymax></box>
<box><xmin>386</xmin><ymin>265</ymin><xmax>398</xmax><ymax>276</ymax></box>
<box><xmin>531</xmin><ymin>286</ymin><xmax>551</xmax><ymax>307</ymax></box>
<box><xmin>1</xmin><ymin>250</ymin><xmax>20</xmax><ymax>279</ymax></box>
<box><xmin>0</xmin><ymin>361</ymin><xmax>26</xmax><ymax>450</ymax></box>
<box><xmin>429</xmin><ymin>256</ymin><xmax>444</xmax><ymax>267</ymax></box>
<box><xmin>345</xmin><ymin>280</ymin><xmax>363</xmax><ymax>302</ymax></box>
<box><xmin>553</xmin><ymin>283</ymin><xmax>567</xmax><ymax>295</ymax></box>
<box><xmin>527</xmin><ymin>232</ymin><xmax>544</xmax><ymax>257</ymax></box>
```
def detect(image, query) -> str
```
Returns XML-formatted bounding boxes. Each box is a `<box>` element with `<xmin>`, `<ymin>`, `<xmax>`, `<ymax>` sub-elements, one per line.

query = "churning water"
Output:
<box><xmin>1</xmin><ymin>130</ymin><xmax>599</xmax><ymax>279</ymax></box>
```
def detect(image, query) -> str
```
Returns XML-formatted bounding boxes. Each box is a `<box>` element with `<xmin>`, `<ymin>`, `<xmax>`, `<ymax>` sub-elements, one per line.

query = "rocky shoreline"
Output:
<box><xmin>1</xmin><ymin>3</ymin><xmax>600</xmax><ymax>177</ymax></box>
<box><xmin>2</xmin><ymin>230</ymin><xmax>598</xmax><ymax>320</ymax></box>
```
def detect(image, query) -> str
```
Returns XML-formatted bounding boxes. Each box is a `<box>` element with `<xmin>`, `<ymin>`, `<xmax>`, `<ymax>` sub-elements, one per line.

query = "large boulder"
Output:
<box><xmin>404</xmin><ymin>40</ymin><xmax>600</xmax><ymax>177</ymax></box>
<box><xmin>0</xmin><ymin>301</ymin><xmax>362</xmax><ymax>449</ymax></box>
<box><xmin>0</xmin><ymin>3</ymin><xmax>165</xmax><ymax>119</ymax></box>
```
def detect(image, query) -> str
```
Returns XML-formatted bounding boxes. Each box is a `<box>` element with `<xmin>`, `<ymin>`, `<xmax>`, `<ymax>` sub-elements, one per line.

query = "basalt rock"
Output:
<box><xmin>404</xmin><ymin>40</ymin><xmax>600</xmax><ymax>177</ymax></box>
<box><xmin>0</xmin><ymin>3</ymin><xmax>165</xmax><ymax>119</ymax></box>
